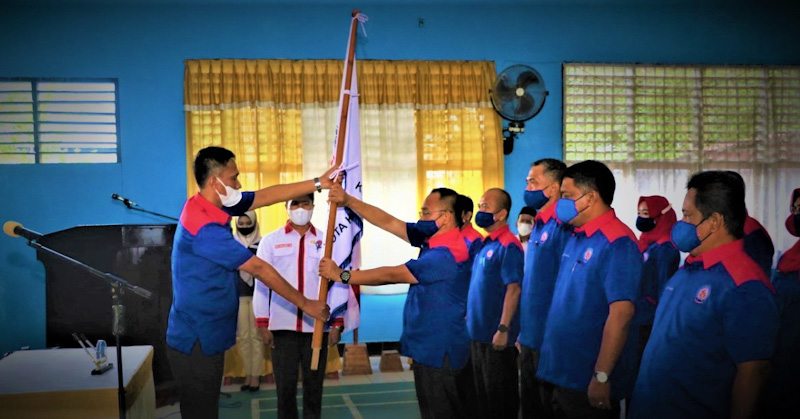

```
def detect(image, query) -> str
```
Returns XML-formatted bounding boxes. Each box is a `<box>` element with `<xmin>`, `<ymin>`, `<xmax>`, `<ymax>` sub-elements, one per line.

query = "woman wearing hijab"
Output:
<box><xmin>228</xmin><ymin>210</ymin><xmax>266</xmax><ymax>391</ymax></box>
<box><xmin>763</xmin><ymin>188</ymin><xmax>800</xmax><ymax>418</ymax></box>
<box><xmin>633</xmin><ymin>195</ymin><xmax>680</xmax><ymax>352</ymax></box>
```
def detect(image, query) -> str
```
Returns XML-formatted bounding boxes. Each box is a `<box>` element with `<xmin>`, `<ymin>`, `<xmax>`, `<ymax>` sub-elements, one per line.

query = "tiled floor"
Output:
<box><xmin>156</xmin><ymin>355</ymin><xmax>415</xmax><ymax>419</ymax></box>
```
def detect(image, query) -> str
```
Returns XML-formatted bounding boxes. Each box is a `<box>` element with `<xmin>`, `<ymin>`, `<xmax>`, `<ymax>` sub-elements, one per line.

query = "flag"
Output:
<box><xmin>326</xmin><ymin>24</ymin><xmax>364</xmax><ymax>332</ymax></box>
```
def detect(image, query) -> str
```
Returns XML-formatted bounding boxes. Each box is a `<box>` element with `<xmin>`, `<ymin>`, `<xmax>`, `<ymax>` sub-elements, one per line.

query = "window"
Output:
<box><xmin>0</xmin><ymin>78</ymin><xmax>119</xmax><ymax>164</ymax></box>
<box><xmin>563</xmin><ymin>64</ymin><xmax>800</xmax><ymax>255</ymax></box>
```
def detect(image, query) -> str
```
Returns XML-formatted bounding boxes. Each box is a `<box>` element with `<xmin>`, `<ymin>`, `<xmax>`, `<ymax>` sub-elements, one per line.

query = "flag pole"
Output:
<box><xmin>311</xmin><ymin>9</ymin><xmax>360</xmax><ymax>371</ymax></box>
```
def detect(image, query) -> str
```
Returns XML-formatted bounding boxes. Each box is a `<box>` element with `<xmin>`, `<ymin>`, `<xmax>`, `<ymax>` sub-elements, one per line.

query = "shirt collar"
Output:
<box><xmin>685</xmin><ymin>239</ymin><xmax>744</xmax><ymax>269</ymax></box>
<box><xmin>428</xmin><ymin>227</ymin><xmax>462</xmax><ymax>249</ymax></box>
<box><xmin>192</xmin><ymin>193</ymin><xmax>231</xmax><ymax>225</ymax></box>
<box><xmin>535</xmin><ymin>202</ymin><xmax>556</xmax><ymax>223</ymax></box>
<box><xmin>574</xmin><ymin>208</ymin><xmax>616</xmax><ymax>237</ymax></box>
<box><xmin>283</xmin><ymin>220</ymin><xmax>317</xmax><ymax>236</ymax></box>
<box><xmin>487</xmin><ymin>224</ymin><xmax>511</xmax><ymax>241</ymax></box>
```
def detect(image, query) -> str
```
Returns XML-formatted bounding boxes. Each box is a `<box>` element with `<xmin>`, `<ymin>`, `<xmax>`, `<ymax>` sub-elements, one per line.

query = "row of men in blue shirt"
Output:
<box><xmin>316</xmin><ymin>159</ymin><xmax>794</xmax><ymax>419</ymax></box>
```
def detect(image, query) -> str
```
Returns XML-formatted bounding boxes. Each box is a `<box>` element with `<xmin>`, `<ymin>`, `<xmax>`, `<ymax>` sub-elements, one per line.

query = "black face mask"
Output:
<box><xmin>238</xmin><ymin>226</ymin><xmax>256</xmax><ymax>236</ymax></box>
<box><xmin>636</xmin><ymin>216</ymin><xmax>656</xmax><ymax>232</ymax></box>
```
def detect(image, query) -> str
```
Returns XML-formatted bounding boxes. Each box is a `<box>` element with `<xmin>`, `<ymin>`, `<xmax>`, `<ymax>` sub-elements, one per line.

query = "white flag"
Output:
<box><xmin>327</xmin><ymin>28</ymin><xmax>363</xmax><ymax>332</ymax></box>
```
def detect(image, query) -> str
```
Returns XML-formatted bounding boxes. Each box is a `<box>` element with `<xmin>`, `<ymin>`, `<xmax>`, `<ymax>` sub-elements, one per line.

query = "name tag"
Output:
<box><xmin>274</xmin><ymin>243</ymin><xmax>292</xmax><ymax>249</ymax></box>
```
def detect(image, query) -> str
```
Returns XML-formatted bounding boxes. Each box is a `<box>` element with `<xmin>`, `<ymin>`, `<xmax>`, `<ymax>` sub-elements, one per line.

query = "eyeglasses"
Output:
<box><xmin>418</xmin><ymin>209</ymin><xmax>452</xmax><ymax>218</ymax></box>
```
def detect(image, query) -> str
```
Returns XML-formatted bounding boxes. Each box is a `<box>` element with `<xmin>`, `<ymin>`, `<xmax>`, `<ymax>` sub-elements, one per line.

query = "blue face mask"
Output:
<box><xmin>636</xmin><ymin>216</ymin><xmax>656</xmax><ymax>232</ymax></box>
<box><xmin>555</xmin><ymin>194</ymin><xmax>588</xmax><ymax>224</ymax></box>
<box><xmin>415</xmin><ymin>219</ymin><xmax>440</xmax><ymax>238</ymax></box>
<box><xmin>670</xmin><ymin>218</ymin><xmax>709</xmax><ymax>252</ymax></box>
<box><xmin>475</xmin><ymin>211</ymin><xmax>496</xmax><ymax>228</ymax></box>
<box><xmin>523</xmin><ymin>188</ymin><xmax>549</xmax><ymax>210</ymax></box>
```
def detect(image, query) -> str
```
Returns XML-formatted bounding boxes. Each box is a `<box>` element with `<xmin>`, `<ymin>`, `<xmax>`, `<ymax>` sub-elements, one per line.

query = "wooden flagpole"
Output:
<box><xmin>310</xmin><ymin>9</ymin><xmax>360</xmax><ymax>371</ymax></box>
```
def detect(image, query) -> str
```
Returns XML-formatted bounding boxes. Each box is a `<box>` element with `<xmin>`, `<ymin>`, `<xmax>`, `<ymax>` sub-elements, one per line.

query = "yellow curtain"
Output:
<box><xmin>184</xmin><ymin>59</ymin><xmax>503</xmax><ymax>233</ymax></box>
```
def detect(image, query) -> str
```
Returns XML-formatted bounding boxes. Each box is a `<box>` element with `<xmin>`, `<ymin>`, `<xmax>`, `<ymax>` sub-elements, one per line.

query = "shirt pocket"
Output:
<box><xmin>272</xmin><ymin>243</ymin><xmax>295</xmax><ymax>258</ymax></box>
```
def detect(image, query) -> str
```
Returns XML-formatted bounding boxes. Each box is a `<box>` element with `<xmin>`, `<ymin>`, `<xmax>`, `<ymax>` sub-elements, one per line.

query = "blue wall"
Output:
<box><xmin>1</xmin><ymin>1</ymin><xmax>798</xmax><ymax>352</ymax></box>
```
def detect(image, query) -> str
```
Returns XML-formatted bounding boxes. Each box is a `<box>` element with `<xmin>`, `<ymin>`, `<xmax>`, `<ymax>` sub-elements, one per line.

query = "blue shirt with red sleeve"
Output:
<box><xmin>167</xmin><ymin>192</ymin><xmax>256</xmax><ymax>355</ymax></box>
<box><xmin>537</xmin><ymin>209</ymin><xmax>642</xmax><ymax>400</ymax></box>
<box><xmin>743</xmin><ymin>215</ymin><xmax>775</xmax><ymax>277</ymax></box>
<box><xmin>402</xmin><ymin>225</ymin><xmax>472</xmax><ymax>369</ymax></box>
<box><xmin>517</xmin><ymin>203</ymin><xmax>571</xmax><ymax>350</ymax></box>
<box><xmin>467</xmin><ymin>224</ymin><xmax>524</xmax><ymax>343</ymax></box>
<box><xmin>630</xmin><ymin>239</ymin><xmax>779</xmax><ymax>419</ymax></box>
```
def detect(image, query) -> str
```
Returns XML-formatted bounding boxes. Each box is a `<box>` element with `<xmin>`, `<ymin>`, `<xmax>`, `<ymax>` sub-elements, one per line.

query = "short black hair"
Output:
<box><xmin>456</xmin><ymin>194</ymin><xmax>474</xmax><ymax>217</ymax></box>
<box><xmin>533</xmin><ymin>158</ymin><xmax>567</xmax><ymax>183</ymax></box>
<box><xmin>563</xmin><ymin>160</ymin><xmax>616</xmax><ymax>205</ymax></box>
<box><xmin>687</xmin><ymin>171</ymin><xmax>746</xmax><ymax>238</ymax></box>
<box><xmin>518</xmin><ymin>206</ymin><xmax>537</xmax><ymax>218</ymax></box>
<box><xmin>431</xmin><ymin>187</ymin><xmax>462</xmax><ymax>227</ymax></box>
<box><xmin>289</xmin><ymin>193</ymin><xmax>315</xmax><ymax>204</ymax></box>
<box><xmin>194</xmin><ymin>146</ymin><xmax>235</xmax><ymax>187</ymax></box>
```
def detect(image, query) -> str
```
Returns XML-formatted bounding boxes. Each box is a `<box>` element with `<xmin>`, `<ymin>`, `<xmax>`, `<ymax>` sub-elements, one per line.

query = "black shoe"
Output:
<box><xmin>249</xmin><ymin>385</ymin><xmax>260</xmax><ymax>392</ymax></box>
<box><xmin>240</xmin><ymin>384</ymin><xmax>251</xmax><ymax>392</ymax></box>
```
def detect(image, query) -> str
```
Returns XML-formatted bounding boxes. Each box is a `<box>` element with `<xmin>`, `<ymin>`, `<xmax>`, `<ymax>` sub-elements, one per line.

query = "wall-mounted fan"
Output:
<box><xmin>489</xmin><ymin>65</ymin><xmax>548</xmax><ymax>154</ymax></box>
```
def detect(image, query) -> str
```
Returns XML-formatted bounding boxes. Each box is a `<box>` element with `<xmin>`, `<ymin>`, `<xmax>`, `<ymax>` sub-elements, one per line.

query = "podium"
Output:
<box><xmin>0</xmin><ymin>345</ymin><xmax>155</xmax><ymax>419</ymax></box>
<box><xmin>36</xmin><ymin>224</ymin><xmax>175</xmax><ymax>387</ymax></box>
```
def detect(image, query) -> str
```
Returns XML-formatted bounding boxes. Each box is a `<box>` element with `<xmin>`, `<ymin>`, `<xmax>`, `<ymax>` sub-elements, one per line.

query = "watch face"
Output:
<box><xmin>595</xmin><ymin>372</ymin><xmax>608</xmax><ymax>383</ymax></box>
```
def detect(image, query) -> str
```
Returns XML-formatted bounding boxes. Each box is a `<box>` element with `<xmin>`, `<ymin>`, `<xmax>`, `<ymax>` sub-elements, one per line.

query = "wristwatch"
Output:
<box><xmin>313</xmin><ymin>177</ymin><xmax>322</xmax><ymax>193</ymax></box>
<box><xmin>497</xmin><ymin>324</ymin><xmax>509</xmax><ymax>333</ymax></box>
<box><xmin>594</xmin><ymin>371</ymin><xmax>609</xmax><ymax>384</ymax></box>
<box><xmin>339</xmin><ymin>270</ymin><xmax>351</xmax><ymax>284</ymax></box>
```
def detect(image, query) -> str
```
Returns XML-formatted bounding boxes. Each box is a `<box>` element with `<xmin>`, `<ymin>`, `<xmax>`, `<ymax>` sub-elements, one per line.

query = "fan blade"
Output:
<box><xmin>516</xmin><ymin>70</ymin><xmax>540</xmax><ymax>88</ymax></box>
<box><xmin>516</xmin><ymin>94</ymin><xmax>535</xmax><ymax>117</ymax></box>
<box><xmin>494</xmin><ymin>77</ymin><xmax>516</xmax><ymax>100</ymax></box>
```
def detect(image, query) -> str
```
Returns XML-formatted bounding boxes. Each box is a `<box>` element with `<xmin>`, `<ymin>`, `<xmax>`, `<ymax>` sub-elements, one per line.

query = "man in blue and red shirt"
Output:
<box><xmin>467</xmin><ymin>188</ymin><xmax>524</xmax><ymax>419</ymax></box>
<box><xmin>320</xmin><ymin>185</ymin><xmax>475</xmax><ymax>419</ymax></box>
<box><xmin>517</xmin><ymin>158</ymin><xmax>569</xmax><ymax>419</ymax></box>
<box><xmin>168</xmin><ymin>146</ymin><xmax>330</xmax><ymax>419</ymax></box>
<box><xmin>457</xmin><ymin>194</ymin><xmax>484</xmax><ymax>247</ymax></box>
<box><xmin>630</xmin><ymin>171</ymin><xmax>779</xmax><ymax>419</ymax></box>
<box><xmin>537</xmin><ymin>160</ymin><xmax>642</xmax><ymax>419</ymax></box>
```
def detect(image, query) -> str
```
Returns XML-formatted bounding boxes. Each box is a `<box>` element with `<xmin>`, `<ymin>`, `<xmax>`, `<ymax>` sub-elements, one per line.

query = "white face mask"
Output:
<box><xmin>215</xmin><ymin>177</ymin><xmax>242</xmax><ymax>207</ymax></box>
<box><xmin>517</xmin><ymin>222</ymin><xmax>533</xmax><ymax>237</ymax></box>
<box><xmin>289</xmin><ymin>207</ymin><xmax>313</xmax><ymax>226</ymax></box>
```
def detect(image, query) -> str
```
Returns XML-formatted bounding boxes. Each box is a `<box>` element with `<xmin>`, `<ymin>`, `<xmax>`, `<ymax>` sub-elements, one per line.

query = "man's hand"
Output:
<box><xmin>327</xmin><ymin>183</ymin><xmax>351</xmax><ymax>207</ymax></box>
<box><xmin>319</xmin><ymin>257</ymin><xmax>343</xmax><ymax>281</ymax></box>
<box><xmin>301</xmin><ymin>298</ymin><xmax>330</xmax><ymax>322</ymax></box>
<box><xmin>492</xmin><ymin>330</ymin><xmax>509</xmax><ymax>350</ymax></box>
<box><xmin>258</xmin><ymin>327</ymin><xmax>273</xmax><ymax>347</ymax></box>
<box><xmin>318</xmin><ymin>166</ymin><xmax>338</xmax><ymax>190</ymax></box>
<box><xmin>328</xmin><ymin>327</ymin><xmax>342</xmax><ymax>346</ymax></box>
<box><xmin>587</xmin><ymin>376</ymin><xmax>611</xmax><ymax>410</ymax></box>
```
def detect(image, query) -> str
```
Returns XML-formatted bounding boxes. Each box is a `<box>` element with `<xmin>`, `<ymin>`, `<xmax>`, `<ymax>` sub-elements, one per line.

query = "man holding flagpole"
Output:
<box><xmin>320</xmin><ymin>184</ymin><xmax>476</xmax><ymax>419</ymax></box>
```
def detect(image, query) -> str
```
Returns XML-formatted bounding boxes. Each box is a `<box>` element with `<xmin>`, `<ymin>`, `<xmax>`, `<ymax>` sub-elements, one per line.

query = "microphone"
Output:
<box><xmin>111</xmin><ymin>193</ymin><xmax>137</xmax><ymax>208</ymax></box>
<box><xmin>3</xmin><ymin>221</ymin><xmax>43</xmax><ymax>241</ymax></box>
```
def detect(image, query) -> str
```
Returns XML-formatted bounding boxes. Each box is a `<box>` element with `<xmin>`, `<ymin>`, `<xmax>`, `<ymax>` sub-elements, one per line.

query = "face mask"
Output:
<box><xmin>415</xmin><ymin>220</ymin><xmax>440</xmax><ymax>238</ymax></box>
<box><xmin>786</xmin><ymin>213</ymin><xmax>800</xmax><ymax>237</ymax></box>
<box><xmin>517</xmin><ymin>222</ymin><xmax>532</xmax><ymax>237</ymax></box>
<box><xmin>555</xmin><ymin>194</ymin><xmax>588</xmax><ymax>224</ymax></box>
<box><xmin>215</xmin><ymin>177</ymin><xmax>242</xmax><ymax>207</ymax></box>
<box><xmin>475</xmin><ymin>211</ymin><xmax>497</xmax><ymax>228</ymax></box>
<box><xmin>670</xmin><ymin>218</ymin><xmax>709</xmax><ymax>253</ymax></box>
<box><xmin>523</xmin><ymin>188</ymin><xmax>549</xmax><ymax>210</ymax></box>
<box><xmin>289</xmin><ymin>208</ymin><xmax>313</xmax><ymax>226</ymax></box>
<box><xmin>237</xmin><ymin>226</ymin><xmax>256</xmax><ymax>236</ymax></box>
<box><xmin>636</xmin><ymin>216</ymin><xmax>656</xmax><ymax>232</ymax></box>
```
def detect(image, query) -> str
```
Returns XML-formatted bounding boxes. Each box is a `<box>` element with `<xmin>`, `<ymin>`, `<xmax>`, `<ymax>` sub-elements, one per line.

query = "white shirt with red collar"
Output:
<box><xmin>253</xmin><ymin>221</ymin><xmax>343</xmax><ymax>332</ymax></box>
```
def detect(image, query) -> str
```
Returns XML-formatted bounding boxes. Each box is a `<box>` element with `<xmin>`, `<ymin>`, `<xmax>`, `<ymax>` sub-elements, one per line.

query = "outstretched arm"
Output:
<box><xmin>249</xmin><ymin>166</ymin><xmax>337</xmax><ymax>210</ymax></box>
<box><xmin>240</xmin><ymin>256</ymin><xmax>330</xmax><ymax>321</ymax></box>
<box><xmin>328</xmin><ymin>183</ymin><xmax>409</xmax><ymax>242</ymax></box>
<box><xmin>319</xmin><ymin>257</ymin><xmax>417</xmax><ymax>286</ymax></box>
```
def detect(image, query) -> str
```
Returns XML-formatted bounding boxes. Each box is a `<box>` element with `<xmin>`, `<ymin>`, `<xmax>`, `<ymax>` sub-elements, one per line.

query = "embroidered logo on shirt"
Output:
<box><xmin>314</xmin><ymin>240</ymin><xmax>323</xmax><ymax>250</ymax></box>
<box><xmin>486</xmin><ymin>250</ymin><xmax>494</xmax><ymax>259</ymax></box>
<box><xmin>275</xmin><ymin>243</ymin><xmax>293</xmax><ymax>249</ymax></box>
<box><xmin>583</xmin><ymin>248</ymin><xmax>593</xmax><ymax>262</ymax></box>
<box><xmin>694</xmin><ymin>286</ymin><xmax>711</xmax><ymax>304</ymax></box>
<box><xmin>540</xmin><ymin>231</ymin><xmax>549</xmax><ymax>243</ymax></box>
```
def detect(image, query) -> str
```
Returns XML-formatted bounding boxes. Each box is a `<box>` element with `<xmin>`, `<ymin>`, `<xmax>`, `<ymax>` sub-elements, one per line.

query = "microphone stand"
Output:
<box><xmin>22</xmin><ymin>235</ymin><xmax>152</xmax><ymax>419</ymax></box>
<box><xmin>115</xmin><ymin>198</ymin><xmax>178</xmax><ymax>222</ymax></box>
